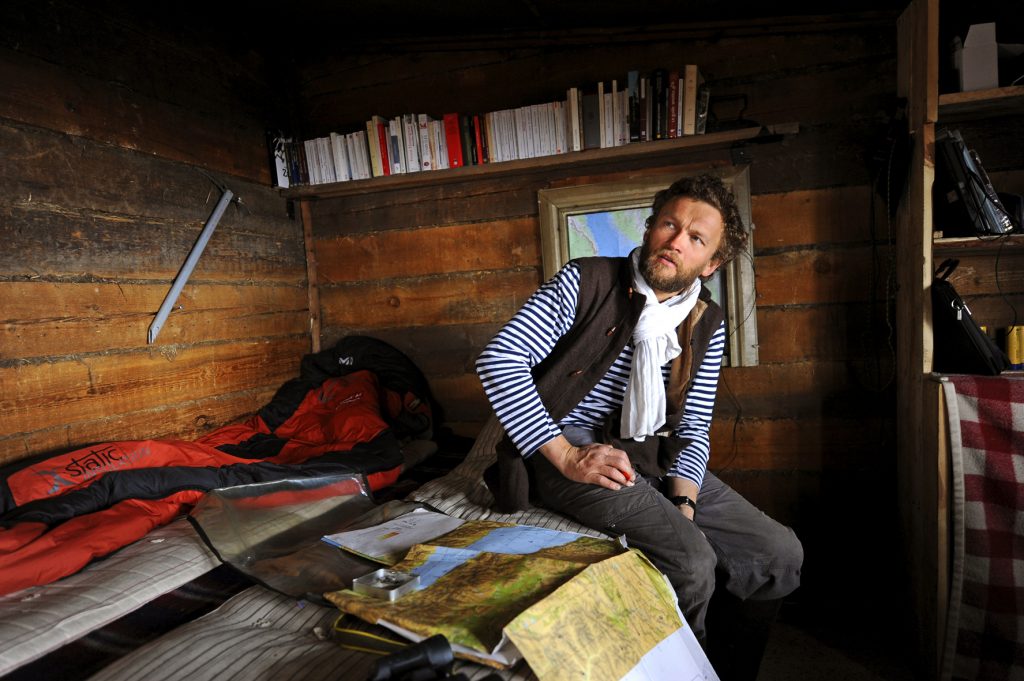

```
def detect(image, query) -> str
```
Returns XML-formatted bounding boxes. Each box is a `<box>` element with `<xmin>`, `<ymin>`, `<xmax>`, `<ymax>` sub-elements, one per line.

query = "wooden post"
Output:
<box><xmin>300</xmin><ymin>199</ymin><xmax>322</xmax><ymax>353</ymax></box>
<box><xmin>896</xmin><ymin>0</ymin><xmax>941</xmax><ymax>678</ymax></box>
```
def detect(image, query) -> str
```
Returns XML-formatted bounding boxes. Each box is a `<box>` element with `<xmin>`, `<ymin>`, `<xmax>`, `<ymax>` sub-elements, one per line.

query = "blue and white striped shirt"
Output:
<box><xmin>476</xmin><ymin>261</ymin><xmax>725</xmax><ymax>488</ymax></box>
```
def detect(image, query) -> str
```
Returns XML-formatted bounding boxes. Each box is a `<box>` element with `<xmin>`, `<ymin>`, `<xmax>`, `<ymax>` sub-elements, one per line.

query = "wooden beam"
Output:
<box><xmin>301</xmin><ymin>200</ymin><xmax>322</xmax><ymax>353</ymax></box>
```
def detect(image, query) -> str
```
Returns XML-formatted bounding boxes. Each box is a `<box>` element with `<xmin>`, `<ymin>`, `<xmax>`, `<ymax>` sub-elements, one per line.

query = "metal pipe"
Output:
<box><xmin>148</xmin><ymin>188</ymin><xmax>234</xmax><ymax>344</ymax></box>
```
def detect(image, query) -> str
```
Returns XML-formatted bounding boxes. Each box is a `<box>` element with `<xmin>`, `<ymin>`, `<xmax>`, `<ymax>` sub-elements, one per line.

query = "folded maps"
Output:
<box><xmin>324</xmin><ymin>518</ymin><xmax>718</xmax><ymax>681</ymax></box>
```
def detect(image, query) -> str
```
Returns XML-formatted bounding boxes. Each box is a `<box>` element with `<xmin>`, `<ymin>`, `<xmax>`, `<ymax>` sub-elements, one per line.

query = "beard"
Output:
<box><xmin>638</xmin><ymin>242</ymin><xmax>706</xmax><ymax>296</ymax></box>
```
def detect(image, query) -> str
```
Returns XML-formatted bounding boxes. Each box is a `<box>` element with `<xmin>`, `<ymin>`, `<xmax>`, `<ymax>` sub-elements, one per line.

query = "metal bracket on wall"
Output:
<box><xmin>147</xmin><ymin>188</ymin><xmax>235</xmax><ymax>344</ymax></box>
<box><xmin>729</xmin><ymin>122</ymin><xmax>799</xmax><ymax>166</ymax></box>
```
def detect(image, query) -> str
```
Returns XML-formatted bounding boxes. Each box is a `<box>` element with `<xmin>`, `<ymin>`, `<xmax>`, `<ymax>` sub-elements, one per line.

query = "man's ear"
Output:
<box><xmin>701</xmin><ymin>258</ymin><xmax>723</xmax><ymax>278</ymax></box>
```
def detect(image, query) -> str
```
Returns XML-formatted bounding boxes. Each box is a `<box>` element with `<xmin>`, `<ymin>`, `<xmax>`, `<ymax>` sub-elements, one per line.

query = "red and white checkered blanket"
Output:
<box><xmin>941</xmin><ymin>375</ymin><xmax>1024</xmax><ymax>681</ymax></box>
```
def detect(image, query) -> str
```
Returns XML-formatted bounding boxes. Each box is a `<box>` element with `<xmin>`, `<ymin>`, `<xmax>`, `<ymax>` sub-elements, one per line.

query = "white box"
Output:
<box><xmin>956</xmin><ymin>23</ymin><xmax>999</xmax><ymax>92</ymax></box>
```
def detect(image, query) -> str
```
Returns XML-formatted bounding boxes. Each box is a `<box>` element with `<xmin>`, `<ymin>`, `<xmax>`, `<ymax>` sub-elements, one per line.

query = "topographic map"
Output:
<box><xmin>324</xmin><ymin>520</ymin><xmax>622</xmax><ymax>667</ymax></box>
<box><xmin>567</xmin><ymin>208</ymin><xmax>647</xmax><ymax>259</ymax></box>
<box><xmin>324</xmin><ymin>519</ymin><xmax>715</xmax><ymax>679</ymax></box>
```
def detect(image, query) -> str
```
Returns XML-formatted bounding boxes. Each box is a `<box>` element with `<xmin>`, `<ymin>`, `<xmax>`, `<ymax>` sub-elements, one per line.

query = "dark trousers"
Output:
<box><xmin>526</xmin><ymin>437</ymin><xmax>803</xmax><ymax>642</ymax></box>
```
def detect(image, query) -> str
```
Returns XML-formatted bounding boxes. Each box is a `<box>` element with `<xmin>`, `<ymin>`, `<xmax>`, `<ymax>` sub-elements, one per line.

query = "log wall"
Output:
<box><xmin>0</xmin><ymin>3</ymin><xmax>309</xmax><ymax>465</ymax></box>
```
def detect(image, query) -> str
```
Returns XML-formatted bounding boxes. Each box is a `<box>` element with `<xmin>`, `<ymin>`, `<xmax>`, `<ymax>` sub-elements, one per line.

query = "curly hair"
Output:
<box><xmin>646</xmin><ymin>174</ymin><xmax>748</xmax><ymax>264</ymax></box>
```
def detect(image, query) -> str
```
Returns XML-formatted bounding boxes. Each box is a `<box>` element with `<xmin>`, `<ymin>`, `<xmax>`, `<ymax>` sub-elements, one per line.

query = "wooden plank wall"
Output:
<box><xmin>0</xmin><ymin>3</ymin><xmax>309</xmax><ymax>465</ymax></box>
<box><xmin>300</xmin><ymin>16</ymin><xmax>905</xmax><ymax>617</ymax></box>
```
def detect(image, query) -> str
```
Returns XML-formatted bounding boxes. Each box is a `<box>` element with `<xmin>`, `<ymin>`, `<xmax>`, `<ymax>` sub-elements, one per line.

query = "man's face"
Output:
<box><xmin>639</xmin><ymin>197</ymin><xmax>724</xmax><ymax>301</ymax></box>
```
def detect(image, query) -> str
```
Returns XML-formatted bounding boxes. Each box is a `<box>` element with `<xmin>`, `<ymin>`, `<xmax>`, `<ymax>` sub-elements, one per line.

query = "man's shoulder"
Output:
<box><xmin>569</xmin><ymin>256</ymin><xmax>629</xmax><ymax>279</ymax></box>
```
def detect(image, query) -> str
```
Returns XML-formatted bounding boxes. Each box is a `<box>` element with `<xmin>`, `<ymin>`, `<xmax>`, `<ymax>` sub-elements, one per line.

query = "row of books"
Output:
<box><xmin>270</xmin><ymin>65</ymin><xmax>709</xmax><ymax>188</ymax></box>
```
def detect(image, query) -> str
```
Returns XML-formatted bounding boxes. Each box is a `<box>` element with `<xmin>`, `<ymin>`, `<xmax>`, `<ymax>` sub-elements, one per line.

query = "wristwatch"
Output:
<box><xmin>669</xmin><ymin>495</ymin><xmax>697</xmax><ymax>512</ymax></box>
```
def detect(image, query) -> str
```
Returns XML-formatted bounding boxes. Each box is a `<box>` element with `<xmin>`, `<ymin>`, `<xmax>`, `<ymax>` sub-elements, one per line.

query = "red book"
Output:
<box><xmin>376</xmin><ymin>121</ymin><xmax>391</xmax><ymax>176</ymax></box>
<box><xmin>442</xmin><ymin>113</ymin><xmax>464</xmax><ymax>168</ymax></box>
<box><xmin>473</xmin><ymin>114</ymin><xmax>487</xmax><ymax>164</ymax></box>
<box><xmin>667</xmin><ymin>70</ymin><xmax>679</xmax><ymax>138</ymax></box>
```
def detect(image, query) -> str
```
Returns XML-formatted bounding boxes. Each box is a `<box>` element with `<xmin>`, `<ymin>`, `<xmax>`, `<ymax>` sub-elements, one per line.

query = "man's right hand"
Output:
<box><xmin>538</xmin><ymin>435</ymin><xmax>635</xmax><ymax>490</ymax></box>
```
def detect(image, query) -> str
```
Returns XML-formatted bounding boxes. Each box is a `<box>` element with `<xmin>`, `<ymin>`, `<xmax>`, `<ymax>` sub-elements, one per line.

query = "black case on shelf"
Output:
<box><xmin>933</xmin><ymin>128</ymin><xmax>1017</xmax><ymax>237</ymax></box>
<box><xmin>931</xmin><ymin>258</ymin><xmax>1010</xmax><ymax>376</ymax></box>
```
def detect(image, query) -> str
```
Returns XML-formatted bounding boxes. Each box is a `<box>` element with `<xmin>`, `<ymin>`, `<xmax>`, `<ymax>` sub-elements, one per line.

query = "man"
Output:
<box><xmin>476</xmin><ymin>174</ymin><xmax>803</xmax><ymax>679</ymax></box>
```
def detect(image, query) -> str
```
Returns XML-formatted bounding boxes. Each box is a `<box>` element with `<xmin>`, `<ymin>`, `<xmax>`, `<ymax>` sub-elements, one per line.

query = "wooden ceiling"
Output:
<box><xmin>90</xmin><ymin>0</ymin><xmax>912</xmax><ymax>56</ymax></box>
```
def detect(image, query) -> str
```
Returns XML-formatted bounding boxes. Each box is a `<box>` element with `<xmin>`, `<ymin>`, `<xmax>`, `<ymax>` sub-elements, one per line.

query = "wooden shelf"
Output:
<box><xmin>281</xmin><ymin>126</ymin><xmax>769</xmax><ymax>200</ymax></box>
<box><xmin>933</xmin><ymin>232</ymin><xmax>1024</xmax><ymax>256</ymax></box>
<box><xmin>938</xmin><ymin>85</ymin><xmax>1024</xmax><ymax>121</ymax></box>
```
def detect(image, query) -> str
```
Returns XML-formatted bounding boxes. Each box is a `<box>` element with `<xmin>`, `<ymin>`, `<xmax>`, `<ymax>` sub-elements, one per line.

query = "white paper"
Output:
<box><xmin>322</xmin><ymin>508</ymin><xmax>465</xmax><ymax>564</ymax></box>
<box><xmin>621</xmin><ymin>625</ymin><xmax>719</xmax><ymax>681</ymax></box>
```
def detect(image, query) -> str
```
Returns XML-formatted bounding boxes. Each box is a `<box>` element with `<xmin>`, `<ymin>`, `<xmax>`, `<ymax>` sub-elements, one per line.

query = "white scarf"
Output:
<box><xmin>621</xmin><ymin>248</ymin><xmax>701</xmax><ymax>441</ymax></box>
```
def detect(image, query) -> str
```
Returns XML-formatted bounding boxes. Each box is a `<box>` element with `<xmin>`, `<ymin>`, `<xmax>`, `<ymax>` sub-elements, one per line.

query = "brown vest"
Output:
<box><xmin>484</xmin><ymin>256</ymin><xmax>725</xmax><ymax>512</ymax></box>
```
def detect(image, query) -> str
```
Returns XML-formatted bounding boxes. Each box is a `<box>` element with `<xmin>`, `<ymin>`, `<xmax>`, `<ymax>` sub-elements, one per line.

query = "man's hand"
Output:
<box><xmin>538</xmin><ymin>436</ymin><xmax>635</xmax><ymax>490</ymax></box>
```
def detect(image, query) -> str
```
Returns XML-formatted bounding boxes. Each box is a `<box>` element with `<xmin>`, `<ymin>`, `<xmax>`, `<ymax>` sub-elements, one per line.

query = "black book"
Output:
<box><xmin>651</xmin><ymin>69</ymin><xmax>667</xmax><ymax>140</ymax></box>
<box><xmin>582</xmin><ymin>92</ymin><xmax>601</xmax><ymax>150</ymax></box>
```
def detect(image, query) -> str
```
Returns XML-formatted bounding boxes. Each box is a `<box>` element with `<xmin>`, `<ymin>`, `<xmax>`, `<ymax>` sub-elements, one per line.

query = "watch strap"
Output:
<box><xmin>669</xmin><ymin>495</ymin><xmax>697</xmax><ymax>511</ymax></box>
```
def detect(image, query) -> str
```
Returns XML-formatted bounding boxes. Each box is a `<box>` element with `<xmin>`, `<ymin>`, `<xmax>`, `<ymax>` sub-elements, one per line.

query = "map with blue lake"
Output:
<box><xmin>567</xmin><ymin>207</ymin><xmax>647</xmax><ymax>258</ymax></box>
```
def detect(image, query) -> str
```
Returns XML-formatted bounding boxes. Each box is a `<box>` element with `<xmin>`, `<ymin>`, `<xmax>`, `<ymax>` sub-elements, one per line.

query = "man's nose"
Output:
<box><xmin>666</xmin><ymin>228</ymin><xmax>689</xmax><ymax>252</ymax></box>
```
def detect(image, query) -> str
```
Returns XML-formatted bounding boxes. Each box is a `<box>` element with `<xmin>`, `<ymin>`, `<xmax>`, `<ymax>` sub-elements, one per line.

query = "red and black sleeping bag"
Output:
<box><xmin>0</xmin><ymin>336</ymin><xmax>435</xmax><ymax>596</ymax></box>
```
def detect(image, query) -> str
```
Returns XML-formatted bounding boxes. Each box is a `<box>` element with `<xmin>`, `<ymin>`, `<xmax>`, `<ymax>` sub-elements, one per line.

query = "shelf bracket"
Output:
<box><xmin>148</xmin><ymin>188</ymin><xmax>234</xmax><ymax>345</ymax></box>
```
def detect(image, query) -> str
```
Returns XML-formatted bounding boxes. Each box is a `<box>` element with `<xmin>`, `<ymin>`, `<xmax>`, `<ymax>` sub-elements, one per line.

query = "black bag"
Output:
<box><xmin>931</xmin><ymin>258</ymin><xmax>1010</xmax><ymax>375</ymax></box>
<box><xmin>933</xmin><ymin>129</ymin><xmax>1016</xmax><ymax>237</ymax></box>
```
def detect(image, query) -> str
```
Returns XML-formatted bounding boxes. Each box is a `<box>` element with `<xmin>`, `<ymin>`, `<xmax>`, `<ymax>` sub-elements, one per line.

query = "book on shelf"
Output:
<box><xmin>417</xmin><ymin>113</ymin><xmax>434</xmax><ymax>171</ymax></box>
<box><xmin>444</xmin><ymin>113</ymin><xmax>468</xmax><ymax>167</ymax></box>
<box><xmin>430</xmin><ymin>117</ymin><xmax>449</xmax><ymax>169</ymax></box>
<box><xmin>365</xmin><ymin>117</ymin><xmax>384</xmax><ymax>177</ymax></box>
<box><xmin>668</xmin><ymin>69</ymin><xmax>680</xmax><ymax>138</ymax></box>
<box><xmin>513</xmin><ymin>107</ymin><xmax>527</xmax><ymax>159</ymax></box>
<box><xmin>582</xmin><ymin>91</ymin><xmax>600</xmax><ymax>150</ymax></box>
<box><xmin>627</xmin><ymin>71</ymin><xmax>640</xmax><ymax>143</ymax></box>
<box><xmin>566</xmin><ymin>87</ymin><xmax>582</xmax><ymax>152</ymax></box>
<box><xmin>378</xmin><ymin>117</ymin><xmax>393</xmax><ymax>176</ymax></box>
<box><xmin>695</xmin><ymin>83</ymin><xmax>710</xmax><ymax>135</ymax></box>
<box><xmin>301</xmin><ymin>139</ymin><xmax>316</xmax><ymax>184</ymax></box>
<box><xmin>329</xmin><ymin>132</ymin><xmax>351</xmax><ymax>182</ymax></box>
<box><xmin>274</xmin><ymin>60</ymin><xmax>718</xmax><ymax>189</ymax></box>
<box><xmin>304</xmin><ymin>138</ymin><xmax>324</xmax><ymax>184</ymax></box>
<box><xmin>266</xmin><ymin>131</ymin><xmax>292</xmax><ymax>188</ymax></box>
<box><xmin>348</xmin><ymin>131</ymin><xmax>371</xmax><ymax>180</ymax></box>
<box><xmin>317</xmin><ymin>137</ymin><xmax>336</xmax><ymax>183</ymax></box>
<box><xmin>682</xmin><ymin>64</ymin><xmax>705</xmax><ymax>136</ymax></box>
<box><xmin>388</xmin><ymin>118</ymin><xmax>405</xmax><ymax>174</ymax></box>
<box><xmin>483</xmin><ymin>111</ymin><xmax>497</xmax><ymax>162</ymax></box>
<box><xmin>472</xmin><ymin>113</ymin><xmax>487</xmax><ymax>164</ymax></box>
<box><xmin>609</xmin><ymin>79</ymin><xmax>619</xmax><ymax>147</ymax></box>
<box><xmin>642</xmin><ymin>73</ymin><xmax>653</xmax><ymax>142</ymax></box>
<box><xmin>458</xmin><ymin>113</ymin><xmax>475</xmax><ymax>166</ymax></box>
<box><xmin>402</xmin><ymin>114</ymin><xmax>420</xmax><ymax>173</ymax></box>
<box><xmin>652</xmin><ymin>69</ymin><xmax>666</xmax><ymax>140</ymax></box>
<box><xmin>613</xmin><ymin>80</ymin><xmax>627</xmax><ymax>146</ymax></box>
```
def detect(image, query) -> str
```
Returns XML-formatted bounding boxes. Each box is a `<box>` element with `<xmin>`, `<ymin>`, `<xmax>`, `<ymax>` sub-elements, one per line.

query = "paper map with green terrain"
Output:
<box><xmin>324</xmin><ymin>519</ymin><xmax>715</xmax><ymax>679</ymax></box>
<box><xmin>324</xmin><ymin>520</ymin><xmax>623</xmax><ymax>666</ymax></box>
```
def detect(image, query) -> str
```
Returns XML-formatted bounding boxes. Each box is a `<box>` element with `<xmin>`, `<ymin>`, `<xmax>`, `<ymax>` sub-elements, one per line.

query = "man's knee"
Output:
<box><xmin>651</xmin><ymin>529</ymin><xmax>717</xmax><ymax>608</ymax></box>
<box><xmin>735</xmin><ymin>525</ymin><xmax>803</xmax><ymax>601</ymax></box>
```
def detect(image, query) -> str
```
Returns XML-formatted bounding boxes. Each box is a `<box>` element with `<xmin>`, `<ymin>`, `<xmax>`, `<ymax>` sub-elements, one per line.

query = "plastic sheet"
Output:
<box><xmin>189</xmin><ymin>474</ymin><xmax>425</xmax><ymax>603</ymax></box>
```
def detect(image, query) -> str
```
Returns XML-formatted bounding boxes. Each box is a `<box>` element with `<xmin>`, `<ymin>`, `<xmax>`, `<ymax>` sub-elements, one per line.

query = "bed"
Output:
<box><xmin>0</xmin><ymin>402</ymin><xmax>614</xmax><ymax>681</ymax></box>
